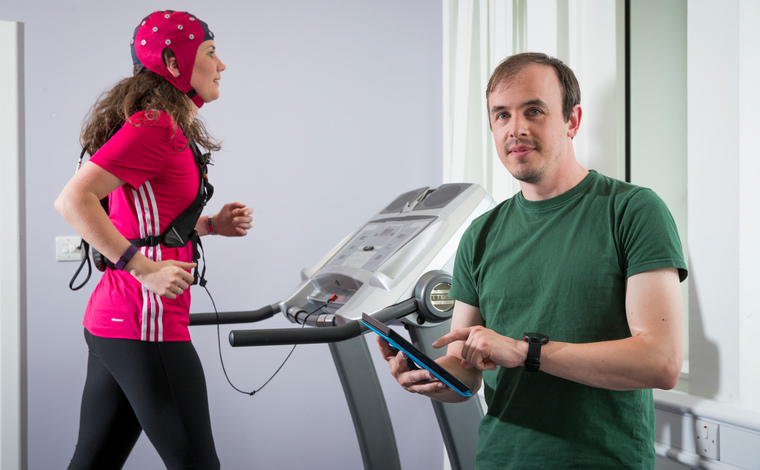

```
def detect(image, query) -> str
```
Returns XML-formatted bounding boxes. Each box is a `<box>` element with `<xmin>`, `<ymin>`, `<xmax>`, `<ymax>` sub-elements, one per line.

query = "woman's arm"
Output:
<box><xmin>196</xmin><ymin>202</ymin><xmax>253</xmax><ymax>237</ymax></box>
<box><xmin>55</xmin><ymin>162</ymin><xmax>195</xmax><ymax>298</ymax></box>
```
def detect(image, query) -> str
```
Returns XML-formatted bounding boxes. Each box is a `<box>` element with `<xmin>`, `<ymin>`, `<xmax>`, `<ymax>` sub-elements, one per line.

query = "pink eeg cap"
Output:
<box><xmin>130</xmin><ymin>10</ymin><xmax>214</xmax><ymax>109</ymax></box>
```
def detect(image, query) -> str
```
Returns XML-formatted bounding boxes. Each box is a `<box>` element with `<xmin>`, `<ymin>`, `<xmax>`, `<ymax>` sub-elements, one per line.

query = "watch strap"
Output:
<box><xmin>207</xmin><ymin>215</ymin><xmax>216</xmax><ymax>235</ymax></box>
<box><xmin>115</xmin><ymin>244</ymin><xmax>139</xmax><ymax>271</ymax></box>
<box><xmin>525</xmin><ymin>341</ymin><xmax>542</xmax><ymax>373</ymax></box>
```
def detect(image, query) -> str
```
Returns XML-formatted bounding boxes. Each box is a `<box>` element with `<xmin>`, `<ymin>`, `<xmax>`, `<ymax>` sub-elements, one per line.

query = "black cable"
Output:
<box><xmin>68</xmin><ymin>149</ymin><xmax>93</xmax><ymax>291</ymax></box>
<box><xmin>69</xmin><ymin>240</ymin><xmax>92</xmax><ymax>291</ymax></box>
<box><xmin>204</xmin><ymin>281</ymin><xmax>328</xmax><ymax>396</ymax></box>
<box><xmin>243</xmin><ymin>307</ymin><xmax>322</xmax><ymax>395</ymax></box>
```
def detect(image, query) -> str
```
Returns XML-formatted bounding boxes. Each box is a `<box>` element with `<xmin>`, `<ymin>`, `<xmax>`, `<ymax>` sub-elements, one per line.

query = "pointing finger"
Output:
<box><xmin>432</xmin><ymin>327</ymin><xmax>475</xmax><ymax>348</ymax></box>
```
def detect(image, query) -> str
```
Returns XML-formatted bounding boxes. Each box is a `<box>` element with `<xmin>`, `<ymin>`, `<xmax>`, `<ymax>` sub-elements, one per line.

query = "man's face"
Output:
<box><xmin>488</xmin><ymin>64</ymin><xmax>579</xmax><ymax>185</ymax></box>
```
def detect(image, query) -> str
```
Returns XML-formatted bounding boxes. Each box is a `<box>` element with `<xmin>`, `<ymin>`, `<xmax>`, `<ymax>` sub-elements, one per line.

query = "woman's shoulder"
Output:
<box><xmin>127</xmin><ymin>110</ymin><xmax>175</xmax><ymax>128</ymax></box>
<box><xmin>123</xmin><ymin>110</ymin><xmax>187</xmax><ymax>146</ymax></box>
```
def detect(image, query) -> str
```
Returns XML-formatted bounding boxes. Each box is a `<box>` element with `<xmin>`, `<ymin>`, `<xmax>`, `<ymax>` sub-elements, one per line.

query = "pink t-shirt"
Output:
<box><xmin>85</xmin><ymin>111</ymin><xmax>199</xmax><ymax>342</ymax></box>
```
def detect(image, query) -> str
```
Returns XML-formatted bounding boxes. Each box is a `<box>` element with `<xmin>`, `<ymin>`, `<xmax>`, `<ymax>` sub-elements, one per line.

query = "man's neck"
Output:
<box><xmin>520</xmin><ymin>162</ymin><xmax>589</xmax><ymax>201</ymax></box>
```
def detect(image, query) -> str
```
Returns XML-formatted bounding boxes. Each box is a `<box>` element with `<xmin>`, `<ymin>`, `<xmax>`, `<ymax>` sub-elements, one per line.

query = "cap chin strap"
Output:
<box><xmin>187</xmin><ymin>89</ymin><xmax>204</xmax><ymax>109</ymax></box>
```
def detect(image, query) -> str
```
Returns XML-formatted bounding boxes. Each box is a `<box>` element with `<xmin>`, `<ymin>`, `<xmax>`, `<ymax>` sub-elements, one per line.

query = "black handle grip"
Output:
<box><xmin>189</xmin><ymin>305</ymin><xmax>278</xmax><ymax>326</ymax></box>
<box><xmin>229</xmin><ymin>321</ymin><xmax>364</xmax><ymax>346</ymax></box>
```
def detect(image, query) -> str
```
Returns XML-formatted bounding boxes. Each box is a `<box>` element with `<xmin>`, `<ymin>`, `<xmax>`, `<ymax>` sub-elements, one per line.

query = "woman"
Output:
<box><xmin>55</xmin><ymin>10</ymin><xmax>250</xmax><ymax>469</ymax></box>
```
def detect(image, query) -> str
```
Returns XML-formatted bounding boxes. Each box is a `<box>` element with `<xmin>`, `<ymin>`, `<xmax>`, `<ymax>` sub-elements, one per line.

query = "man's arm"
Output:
<box><xmin>541</xmin><ymin>267</ymin><xmax>683</xmax><ymax>390</ymax></box>
<box><xmin>435</xmin><ymin>267</ymin><xmax>683</xmax><ymax>391</ymax></box>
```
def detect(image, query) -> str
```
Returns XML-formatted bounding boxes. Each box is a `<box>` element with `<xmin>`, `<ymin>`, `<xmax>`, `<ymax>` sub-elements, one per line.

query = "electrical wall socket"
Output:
<box><xmin>695</xmin><ymin>419</ymin><xmax>720</xmax><ymax>460</ymax></box>
<box><xmin>56</xmin><ymin>236</ymin><xmax>83</xmax><ymax>261</ymax></box>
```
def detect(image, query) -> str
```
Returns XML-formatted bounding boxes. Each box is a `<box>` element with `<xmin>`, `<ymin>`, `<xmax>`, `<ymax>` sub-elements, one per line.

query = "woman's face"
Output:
<box><xmin>190</xmin><ymin>40</ymin><xmax>226</xmax><ymax>103</ymax></box>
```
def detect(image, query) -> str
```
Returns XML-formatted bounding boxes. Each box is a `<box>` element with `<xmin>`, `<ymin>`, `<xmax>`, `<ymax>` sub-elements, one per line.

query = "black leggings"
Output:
<box><xmin>68</xmin><ymin>330</ymin><xmax>220</xmax><ymax>469</ymax></box>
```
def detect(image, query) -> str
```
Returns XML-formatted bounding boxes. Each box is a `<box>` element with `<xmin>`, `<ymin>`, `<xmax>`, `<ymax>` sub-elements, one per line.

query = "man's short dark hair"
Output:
<box><xmin>486</xmin><ymin>52</ymin><xmax>581</xmax><ymax>122</ymax></box>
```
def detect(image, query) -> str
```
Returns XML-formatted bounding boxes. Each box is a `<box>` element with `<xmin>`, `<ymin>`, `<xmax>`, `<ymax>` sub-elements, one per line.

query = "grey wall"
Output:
<box><xmin>2</xmin><ymin>1</ymin><xmax>445</xmax><ymax>468</ymax></box>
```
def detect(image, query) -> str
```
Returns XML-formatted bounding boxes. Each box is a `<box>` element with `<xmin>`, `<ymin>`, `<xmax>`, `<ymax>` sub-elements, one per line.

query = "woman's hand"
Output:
<box><xmin>128</xmin><ymin>255</ymin><xmax>196</xmax><ymax>299</ymax></box>
<box><xmin>209</xmin><ymin>202</ymin><xmax>253</xmax><ymax>237</ymax></box>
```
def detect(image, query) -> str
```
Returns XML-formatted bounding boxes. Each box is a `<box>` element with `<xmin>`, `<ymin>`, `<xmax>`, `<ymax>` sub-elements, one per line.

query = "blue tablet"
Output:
<box><xmin>362</xmin><ymin>313</ymin><xmax>471</xmax><ymax>397</ymax></box>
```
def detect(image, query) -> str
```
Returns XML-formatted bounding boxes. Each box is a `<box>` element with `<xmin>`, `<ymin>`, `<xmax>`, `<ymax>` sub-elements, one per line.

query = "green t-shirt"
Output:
<box><xmin>449</xmin><ymin>170</ymin><xmax>687</xmax><ymax>469</ymax></box>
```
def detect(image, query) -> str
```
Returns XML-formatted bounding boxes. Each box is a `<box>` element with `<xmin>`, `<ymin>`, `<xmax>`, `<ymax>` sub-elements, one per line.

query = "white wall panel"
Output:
<box><xmin>0</xmin><ymin>19</ymin><xmax>25</xmax><ymax>470</ymax></box>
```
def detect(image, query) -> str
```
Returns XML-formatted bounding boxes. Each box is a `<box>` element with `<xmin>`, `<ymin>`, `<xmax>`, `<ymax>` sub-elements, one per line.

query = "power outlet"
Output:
<box><xmin>56</xmin><ymin>236</ymin><xmax>83</xmax><ymax>261</ymax></box>
<box><xmin>695</xmin><ymin>419</ymin><xmax>720</xmax><ymax>460</ymax></box>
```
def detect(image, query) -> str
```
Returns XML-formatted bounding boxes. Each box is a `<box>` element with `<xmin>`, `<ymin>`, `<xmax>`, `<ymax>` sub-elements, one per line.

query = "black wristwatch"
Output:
<box><xmin>522</xmin><ymin>333</ymin><xmax>549</xmax><ymax>373</ymax></box>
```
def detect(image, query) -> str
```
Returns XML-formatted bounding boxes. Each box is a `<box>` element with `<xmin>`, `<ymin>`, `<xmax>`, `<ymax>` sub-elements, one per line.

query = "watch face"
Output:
<box><xmin>523</xmin><ymin>333</ymin><xmax>549</xmax><ymax>344</ymax></box>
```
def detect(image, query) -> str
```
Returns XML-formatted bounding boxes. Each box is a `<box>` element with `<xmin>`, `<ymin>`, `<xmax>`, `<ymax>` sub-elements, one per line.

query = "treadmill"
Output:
<box><xmin>191</xmin><ymin>183</ymin><xmax>495</xmax><ymax>470</ymax></box>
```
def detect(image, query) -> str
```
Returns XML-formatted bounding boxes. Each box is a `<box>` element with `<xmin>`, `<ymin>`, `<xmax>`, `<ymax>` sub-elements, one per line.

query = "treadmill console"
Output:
<box><xmin>281</xmin><ymin>183</ymin><xmax>495</xmax><ymax>324</ymax></box>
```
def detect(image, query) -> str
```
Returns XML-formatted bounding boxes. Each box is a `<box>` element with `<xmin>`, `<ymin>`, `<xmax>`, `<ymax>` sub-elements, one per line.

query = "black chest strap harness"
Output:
<box><xmin>69</xmin><ymin>140</ymin><xmax>214</xmax><ymax>291</ymax></box>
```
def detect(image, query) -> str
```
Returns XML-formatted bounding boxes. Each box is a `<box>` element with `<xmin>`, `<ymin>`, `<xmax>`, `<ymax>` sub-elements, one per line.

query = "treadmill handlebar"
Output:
<box><xmin>189</xmin><ymin>304</ymin><xmax>280</xmax><ymax>326</ymax></box>
<box><xmin>229</xmin><ymin>321</ymin><xmax>363</xmax><ymax>347</ymax></box>
<box><xmin>228</xmin><ymin>298</ymin><xmax>419</xmax><ymax>347</ymax></box>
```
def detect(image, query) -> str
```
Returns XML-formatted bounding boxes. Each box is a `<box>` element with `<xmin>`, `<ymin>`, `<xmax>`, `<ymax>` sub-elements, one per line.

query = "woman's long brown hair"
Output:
<box><xmin>80</xmin><ymin>65</ymin><xmax>221</xmax><ymax>156</ymax></box>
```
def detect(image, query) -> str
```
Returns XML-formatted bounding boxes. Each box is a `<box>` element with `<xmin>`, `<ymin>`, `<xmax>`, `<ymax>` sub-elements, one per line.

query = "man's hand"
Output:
<box><xmin>434</xmin><ymin>326</ymin><xmax>529</xmax><ymax>371</ymax></box>
<box><xmin>376</xmin><ymin>337</ymin><xmax>449</xmax><ymax>395</ymax></box>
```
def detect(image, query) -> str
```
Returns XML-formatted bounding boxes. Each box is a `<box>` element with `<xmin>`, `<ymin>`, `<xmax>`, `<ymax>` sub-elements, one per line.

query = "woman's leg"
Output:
<box><xmin>84</xmin><ymin>331</ymin><xmax>220</xmax><ymax>469</ymax></box>
<box><xmin>140</xmin><ymin>340</ymin><xmax>219</xmax><ymax>469</ymax></box>
<box><xmin>68</xmin><ymin>331</ymin><xmax>143</xmax><ymax>470</ymax></box>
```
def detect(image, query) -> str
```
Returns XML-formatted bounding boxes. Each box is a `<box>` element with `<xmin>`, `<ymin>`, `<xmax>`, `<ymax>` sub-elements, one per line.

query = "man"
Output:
<box><xmin>377</xmin><ymin>52</ymin><xmax>687</xmax><ymax>468</ymax></box>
